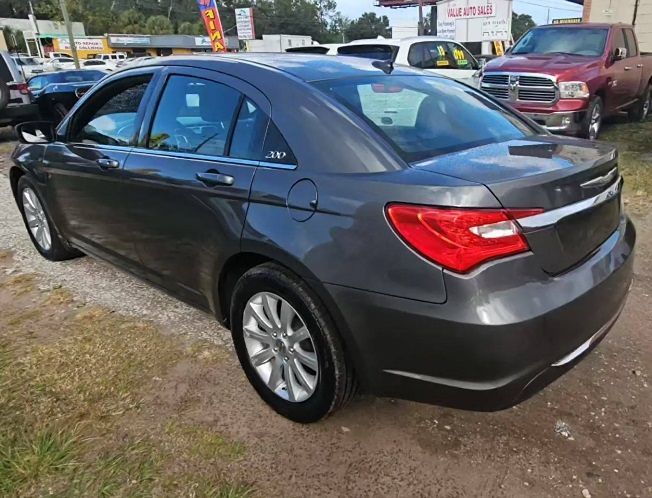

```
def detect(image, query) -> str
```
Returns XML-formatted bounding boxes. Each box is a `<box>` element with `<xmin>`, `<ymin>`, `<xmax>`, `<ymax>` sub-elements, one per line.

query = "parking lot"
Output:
<box><xmin>0</xmin><ymin>121</ymin><xmax>650</xmax><ymax>497</ymax></box>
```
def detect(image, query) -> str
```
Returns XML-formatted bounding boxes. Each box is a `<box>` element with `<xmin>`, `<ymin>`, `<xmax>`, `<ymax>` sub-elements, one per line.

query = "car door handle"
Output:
<box><xmin>624</xmin><ymin>66</ymin><xmax>632</xmax><ymax>71</ymax></box>
<box><xmin>196</xmin><ymin>171</ymin><xmax>235</xmax><ymax>187</ymax></box>
<box><xmin>637</xmin><ymin>64</ymin><xmax>644</xmax><ymax>68</ymax></box>
<box><xmin>96</xmin><ymin>158</ymin><xmax>120</xmax><ymax>170</ymax></box>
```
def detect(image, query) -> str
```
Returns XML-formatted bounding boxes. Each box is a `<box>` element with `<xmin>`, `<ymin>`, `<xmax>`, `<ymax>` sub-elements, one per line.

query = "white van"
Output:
<box><xmin>338</xmin><ymin>37</ymin><xmax>481</xmax><ymax>87</ymax></box>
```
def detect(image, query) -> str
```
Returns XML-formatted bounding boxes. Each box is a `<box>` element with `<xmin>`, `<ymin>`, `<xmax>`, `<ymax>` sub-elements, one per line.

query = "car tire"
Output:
<box><xmin>230</xmin><ymin>263</ymin><xmax>356</xmax><ymax>423</ymax></box>
<box><xmin>580</xmin><ymin>96</ymin><xmax>603</xmax><ymax>140</ymax></box>
<box><xmin>52</xmin><ymin>103</ymin><xmax>69</xmax><ymax>124</ymax></box>
<box><xmin>16</xmin><ymin>176</ymin><xmax>82</xmax><ymax>261</ymax></box>
<box><xmin>628</xmin><ymin>84</ymin><xmax>651</xmax><ymax>122</ymax></box>
<box><xmin>0</xmin><ymin>80</ymin><xmax>8</xmax><ymax>111</ymax></box>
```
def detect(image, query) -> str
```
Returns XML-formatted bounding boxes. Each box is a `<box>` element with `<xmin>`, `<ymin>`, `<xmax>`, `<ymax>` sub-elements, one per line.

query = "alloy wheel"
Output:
<box><xmin>589</xmin><ymin>102</ymin><xmax>602</xmax><ymax>140</ymax></box>
<box><xmin>242</xmin><ymin>292</ymin><xmax>319</xmax><ymax>402</ymax></box>
<box><xmin>22</xmin><ymin>187</ymin><xmax>52</xmax><ymax>251</ymax></box>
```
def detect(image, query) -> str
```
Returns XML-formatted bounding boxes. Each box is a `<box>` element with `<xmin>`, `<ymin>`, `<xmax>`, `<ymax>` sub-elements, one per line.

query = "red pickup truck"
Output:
<box><xmin>481</xmin><ymin>23</ymin><xmax>652</xmax><ymax>139</ymax></box>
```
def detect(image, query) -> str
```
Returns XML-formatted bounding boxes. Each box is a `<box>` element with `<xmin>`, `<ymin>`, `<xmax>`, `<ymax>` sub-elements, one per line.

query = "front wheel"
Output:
<box><xmin>230</xmin><ymin>263</ymin><xmax>356</xmax><ymax>423</ymax></box>
<box><xmin>580</xmin><ymin>96</ymin><xmax>603</xmax><ymax>141</ymax></box>
<box><xmin>628</xmin><ymin>84</ymin><xmax>651</xmax><ymax>122</ymax></box>
<box><xmin>16</xmin><ymin>176</ymin><xmax>82</xmax><ymax>261</ymax></box>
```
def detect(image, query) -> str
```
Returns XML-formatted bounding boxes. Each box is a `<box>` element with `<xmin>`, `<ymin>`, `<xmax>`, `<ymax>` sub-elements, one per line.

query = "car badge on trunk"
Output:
<box><xmin>580</xmin><ymin>167</ymin><xmax>618</xmax><ymax>189</ymax></box>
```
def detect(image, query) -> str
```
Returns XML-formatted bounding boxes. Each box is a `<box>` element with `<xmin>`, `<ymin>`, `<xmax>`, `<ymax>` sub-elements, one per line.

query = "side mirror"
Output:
<box><xmin>15</xmin><ymin>121</ymin><xmax>56</xmax><ymax>144</ymax></box>
<box><xmin>613</xmin><ymin>47</ymin><xmax>627</xmax><ymax>61</ymax></box>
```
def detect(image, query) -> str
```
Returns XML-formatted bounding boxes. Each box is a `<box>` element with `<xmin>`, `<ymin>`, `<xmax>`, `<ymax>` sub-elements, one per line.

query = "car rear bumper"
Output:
<box><xmin>524</xmin><ymin>110</ymin><xmax>585</xmax><ymax>134</ymax></box>
<box><xmin>327</xmin><ymin>215</ymin><xmax>635</xmax><ymax>411</ymax></box>
<box><xmin>0</xmin><ymin>103</ymin><xmax>39</xmax><ymax>125</ymax></box>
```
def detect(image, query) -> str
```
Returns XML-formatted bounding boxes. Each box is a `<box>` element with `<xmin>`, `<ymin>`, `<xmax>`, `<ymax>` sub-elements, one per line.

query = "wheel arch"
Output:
<box><xmin>9</xmin><ymin>166</ymin><xmax>25</xmax><ymax>200</ymax></box>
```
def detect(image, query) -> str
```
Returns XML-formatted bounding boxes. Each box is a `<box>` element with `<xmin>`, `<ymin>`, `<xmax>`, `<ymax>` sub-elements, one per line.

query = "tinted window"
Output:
<box><xmin>286</xmin><ymin>47</ymin><xmax>329</xmax><ymax>54</ymax></box>
<box><xmin>28</xmin><ymin>76</ymin><xmax>47</xmax><ymax>91</ymax></box>
<box><xmin>625</xmin><ymin>29</ymin><xmax>638</xmax><ymax>57</ymax></box>
<box><xmin>229</xmin><ymin>98</ymin><xmax>268</xmax><ymax>161</ymax></box>
<box><xmin>71</xmin><ymin>76</ymin><xmax>151</xmax><ymax>146</ymax></box>
<box><xmin>316</xmin><ymin>76</ymin><xmax>533</xmax><ymax>162</ymax></box>
<box><xmin>338</xmin><ymin>45</ymin><xmax>398</xmax><ymax>61</ymax></box>
<box><xmin>512</xmin><ymin>27</ymin><xmax>608</xmax><ymax>56</ymax></box>
<box><xmin>408</xmin><ymin>42</ymin><xmax>478</xmax><ymax>70</ymax></box>
<box><xmin>148</xmin><ymin>75</ymin><xmax>241</xmax><ymax>156</ymax></box>
<box><xmin>262</xmin><ymin>122</ymin><xmax>296</xmax><ymax>165</ymax></box>
<box><xmin>613</xmin><ymin>29</ymin><xmax>627</xmax><ymax>53</ymax></box>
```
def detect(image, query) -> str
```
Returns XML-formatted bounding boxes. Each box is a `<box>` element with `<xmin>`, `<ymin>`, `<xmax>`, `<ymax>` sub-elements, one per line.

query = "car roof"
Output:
<box><xmin>137</xmin><ymin>53</ymin><xmax>431</xmax><ymax>82</ymax></box>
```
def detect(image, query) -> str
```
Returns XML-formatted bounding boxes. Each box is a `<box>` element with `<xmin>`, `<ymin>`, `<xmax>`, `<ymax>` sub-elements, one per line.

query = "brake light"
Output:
<box><xmin>12</xmin><ymin>83</ymin><xmax>30</xmax><ymax>95</ymax></box>
<box><xmin>385</xmin><ymin>204</ymin><xmax>543</xmax><ymax>273</ymax></box>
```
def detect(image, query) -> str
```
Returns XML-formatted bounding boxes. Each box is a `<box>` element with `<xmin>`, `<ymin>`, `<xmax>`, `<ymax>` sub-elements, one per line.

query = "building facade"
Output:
<box><xmin>583</xmin><ymin>0</ymin><xmax>652</xmax><ymax>52</ymax></box>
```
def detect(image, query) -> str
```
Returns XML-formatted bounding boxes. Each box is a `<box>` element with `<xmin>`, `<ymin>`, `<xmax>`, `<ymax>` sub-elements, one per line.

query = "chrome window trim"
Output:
<box><xmin>128</xmin><ymin>147</ymin><xmax>297</xmax><ymax>170</ymax></box>
<box><xmin>518</xmin><ymin>177</ymin><xmax>622</xmax><ymax>229</ymax></box>
<box><xmin>68</xmin><ymin>142</ymin><xmax>132</xmax><ymax>152</ymax></box>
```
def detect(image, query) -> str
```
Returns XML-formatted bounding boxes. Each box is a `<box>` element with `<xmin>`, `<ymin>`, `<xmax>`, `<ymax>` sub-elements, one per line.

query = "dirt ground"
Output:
<box><xmin>0</xmin><ymin>124</ymin><xmax>650</xmax><ymax>497</ymax></box>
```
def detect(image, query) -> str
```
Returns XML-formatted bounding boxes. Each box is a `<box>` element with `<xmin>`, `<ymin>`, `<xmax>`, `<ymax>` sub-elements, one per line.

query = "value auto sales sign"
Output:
<box><xmin>445</xmin><ymin>0</ymin><xmax>495</xmax><ymax>19</ymax></box>
<box><xmin>196</xmin><ymin>0</ymin><xmax>226</xmax><ymax>52</ymax></box>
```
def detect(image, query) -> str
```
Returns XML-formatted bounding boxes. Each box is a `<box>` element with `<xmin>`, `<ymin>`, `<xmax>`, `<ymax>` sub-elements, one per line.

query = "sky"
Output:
<box><xmin>336</xmin><ymin>0</ymin><xmax>584</xmax><ymax>26</ymax></box>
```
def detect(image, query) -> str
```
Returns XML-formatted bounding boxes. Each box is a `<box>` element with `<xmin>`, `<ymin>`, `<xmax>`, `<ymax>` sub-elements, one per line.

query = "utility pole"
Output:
<box><xmin>418</xmin><ymin>0</ymin><xmax>425</xmax><ymax>36</ymax></box>
<box><xmin>59</xmin><ymin>0</ymin><xmax>80</xmax><ymax>69</ymax></box>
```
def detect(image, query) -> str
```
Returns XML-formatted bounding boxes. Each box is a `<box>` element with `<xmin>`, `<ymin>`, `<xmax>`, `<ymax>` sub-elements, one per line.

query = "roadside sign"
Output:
<box><xmin>195</xmin><ymin>0</ymin><xmax>226</xmax><ymax>52</ymax></box>
<box><xmin>235</xmin><ymin>8</ymin><xmax>256</xmax><ymax>40</ymax></box>
<box><xmin>436</xmin><ymin>0</ymin><xmax>512</xmax><ymax>42</ymax></box>
<box><xmin>552</xmin><ymin>18</ymin><xmax>583</xmax><ymax>24</ymax></box>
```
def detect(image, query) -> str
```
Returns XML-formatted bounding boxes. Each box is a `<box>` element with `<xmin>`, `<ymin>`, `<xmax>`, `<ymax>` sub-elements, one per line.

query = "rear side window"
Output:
<box><xmin>229</xmin><ymin>98</ymin><xmax>268</xmax><ymax>161</ymax></box>
<box><xmin>262</xmin><ymin>123</ymin><xmax>296</xmax><ymax>165</ymax></box>
<box><xmin>338</xmin><ymin>45</ymin><xmax>398</xmax><ymax>61</ymax></box>
<box><xmin>408</xmin><ymin>42</ymin><xmax>478</xmax><ymax>70</ymax></box>
<box><xmin>71</xmin><ymin>75</ymin><xmax>151</xmax><ymax>146</ymax></box>
<box><xmin>148</xmin><ymin>75</ymin><xmax>242</xmax><ymax>156</ymax></box>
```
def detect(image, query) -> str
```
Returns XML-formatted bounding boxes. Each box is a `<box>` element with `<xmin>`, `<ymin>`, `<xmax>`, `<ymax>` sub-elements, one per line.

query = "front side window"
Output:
<box><xmin>148</xmin><ymin>75</ymin><xmax>242</xmax><ymax>156</ymax></box>
<box><xmin>512</xmin><ymin>27</ymin><xmax>608</xmax><ymax>57</ymax></box>
<box><xmin>71</xmin><ymin>75</ymin><xmax>151</xmax><ymax>146</ymax></box>
<box><xmin>408</xmin><ymin>42</ymin><xmax>478</xmax><ymax>70</ymax></box>
<box><xmin>316</xmin><ymin>76</ymin><xmax>533</xmax><ymax>162</ymax></box>
<box><xmin>625</xmin><ymin>29</ymin><xmax>638</xmax><ymax>57</ymax></box>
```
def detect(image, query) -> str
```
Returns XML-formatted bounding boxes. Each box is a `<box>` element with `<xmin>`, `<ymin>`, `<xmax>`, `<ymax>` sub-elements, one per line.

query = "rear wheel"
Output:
<box><xmin>580</xmin><ymin>96</ymin><xmax>603</xmax><ymax>141</ymax></box>
<box><xmin>16</xmin><ymin>176</ymin><xmax>82</xmax><ymax>261</ymax></box>
<box><xmin>230</xmin><ymin>263</ymin><xmax>355</xmax><ymax>423</ymax></box>
<box><xmin>628</xmin><ymin>84</ymin><xmax>651</xmax><ymax>122</ymax></box>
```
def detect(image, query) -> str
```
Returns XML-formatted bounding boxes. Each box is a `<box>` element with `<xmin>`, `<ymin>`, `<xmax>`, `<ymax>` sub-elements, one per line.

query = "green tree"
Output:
<box><xmin>118</xmin><ymin>9</ymin><xmax>146</xmax><ymax>34</ymax></box>
<box><xmin>512</xmin><ymin>12</ymin><xmax>536</xmax><ymax>41</ymax></box>
<box><xmin>145</xmin><ymin>15</ymin><xmax>174</xmax><ymax>35</ymax></box>
<box><xmin>178</xmin><ymin>21</ymin><xmax>204</xmax><ymax>35</ymax></box>
<box><xmin>345</xmin><ymin>12</ymin><xmax>390</xmax><ymax>41</ymax></box>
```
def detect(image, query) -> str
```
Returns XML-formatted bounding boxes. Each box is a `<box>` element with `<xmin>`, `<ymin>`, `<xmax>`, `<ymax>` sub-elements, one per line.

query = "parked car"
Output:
<box><xmin>481</xmin><ymin>23</ymin><xmax>652</xmax><ymax>139</ymax></box>
<box><xmin>10</xmin><ymin>55</ymin><xmax>635</xmax><ymax>423</ymax></box>
<box><xmin>286</xmin><ymin>44</ymin><xmax>342</xmax><ymax>55</ymax></box>
<box><xmin>12</xmin><ymin>55</ymin><xmax>46</xmax><ymax>78</ymax></box>
<box><xmin>27</xmin><ymin>69</ymin><xmax>107</xmax><ymax>123</ymax></box>
<box><xmin>0</xmin><ymin>51</ymin><xmax>39</xmax><ymax>127</ymax></box>
<box><xmin>337</xmin><ymin>37</ymin><xmax>481</xmax><ymax>86</ymax></box>
<box><xmin>44</xmin><ymin>57</ymin><xmax>77</xmax><ymax>71</ymax></box>
<box><xmin>81</xmin><ymin>59</ymin><xmax>115</xmax><ymax>71</ymax></box>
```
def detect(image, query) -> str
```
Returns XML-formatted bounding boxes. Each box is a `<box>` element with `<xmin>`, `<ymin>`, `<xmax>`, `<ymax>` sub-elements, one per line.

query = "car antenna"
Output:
<box><xmin>372</xmin><ymin>59</ymin><xmax>394</xmax><ymax>75</ymax></box>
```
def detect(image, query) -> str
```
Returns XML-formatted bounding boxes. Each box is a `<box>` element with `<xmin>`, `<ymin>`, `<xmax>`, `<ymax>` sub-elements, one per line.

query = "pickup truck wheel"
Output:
<box><xmin>581</xmin><ymin>96</ymin><xmax>603</xmax><ymax>141</ymax></box>
<box><xmin>628</xmin><ymin>84</ymin><xmax>651</xmax><ymax>122</ymax></box>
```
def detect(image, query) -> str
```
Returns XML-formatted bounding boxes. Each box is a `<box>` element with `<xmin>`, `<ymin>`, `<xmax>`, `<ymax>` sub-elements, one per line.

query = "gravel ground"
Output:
<box><xmin>1</xmin><ymin>128</ymin><xmax>651</xmax><ymax>497</ymax></box>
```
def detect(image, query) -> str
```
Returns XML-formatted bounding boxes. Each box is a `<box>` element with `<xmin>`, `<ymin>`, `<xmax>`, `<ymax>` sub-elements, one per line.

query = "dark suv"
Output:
<box><xmin>0</xmin><ymin>51</ymin><xmax>38</xmax><ymax>127</ymax></box>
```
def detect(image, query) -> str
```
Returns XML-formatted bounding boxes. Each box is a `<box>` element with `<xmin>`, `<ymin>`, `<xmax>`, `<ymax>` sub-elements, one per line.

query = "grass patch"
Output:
<box><xmin>0</xmin><ymin>283</ymin><xmax>250</xmax><ymax>497</ymax></box>
<box><xmin>601</xmin><ymin>119</ymin><xmax>652</xmax><ymax>210</ymax></box>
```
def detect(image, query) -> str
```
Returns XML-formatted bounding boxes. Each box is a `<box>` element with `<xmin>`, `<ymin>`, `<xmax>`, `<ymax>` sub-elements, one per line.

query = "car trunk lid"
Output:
<box><xmin>414</xmin><ymin>138</ymin><xmax>622</xmax><ymax>274</ymax></box>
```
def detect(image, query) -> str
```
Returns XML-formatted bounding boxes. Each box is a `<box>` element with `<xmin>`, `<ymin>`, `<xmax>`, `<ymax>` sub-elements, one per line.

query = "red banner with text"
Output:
<box><xmin>196</xmin><ymin>0</ymin><xmax>226</xmax><ymax>52</ymax></box>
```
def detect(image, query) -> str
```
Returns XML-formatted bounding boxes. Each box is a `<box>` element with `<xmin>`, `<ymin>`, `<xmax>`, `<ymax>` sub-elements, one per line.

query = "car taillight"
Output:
<box><xmin>385</xmin><ymin>204</ymin><xmax>543</xmax><ymax>273</ymax></box>
<box><xmin>12</xmin><ymin>83</ymin><xmax>30</xmax><ymax>95</ymax></box>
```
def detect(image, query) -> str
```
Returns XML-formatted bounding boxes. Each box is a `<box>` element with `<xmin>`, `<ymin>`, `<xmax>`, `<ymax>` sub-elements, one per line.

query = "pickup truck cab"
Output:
<box><xmin>481</xmin><ymin>23</ymin><xmax>652</xmax><ymax>139</ymax></box>
<box><xmin>338</xmin><ymin>37</ymin><xmax>481</xmax><ymax>86</ymax></box>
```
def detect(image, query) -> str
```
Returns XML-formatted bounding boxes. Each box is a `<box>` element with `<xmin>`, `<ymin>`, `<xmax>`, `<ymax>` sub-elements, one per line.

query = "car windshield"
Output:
<box><xmin>338</xmin><ymin>45</ymin><xmax>398</xmax><ymax>61</ymax></box>
<box><xmin>314</xmin><ymin>75</ymin><xmax>534</xmax><ymax>162</ymax></box>
<box><xmin>512</xmin><ymin>27</ymin><xmax>609</xmax><ymax>56</ymax></box>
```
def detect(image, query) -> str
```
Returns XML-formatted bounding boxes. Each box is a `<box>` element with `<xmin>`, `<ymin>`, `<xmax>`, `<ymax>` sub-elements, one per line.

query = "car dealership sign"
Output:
<box><xmin>437</xmin><ymin>0</ymin><xmax>512</xmax><ymax>42</ymax></box>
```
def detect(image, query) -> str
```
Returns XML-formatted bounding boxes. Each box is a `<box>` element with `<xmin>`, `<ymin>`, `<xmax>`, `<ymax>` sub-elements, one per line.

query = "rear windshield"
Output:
<box><xmin>512</xmin><ymin>27</ymin><xmax>609</xmax><ymax>56</ymax></box>
<box><xmin>287</xmin><ymin>47</ymin><xmax>330</xmax><ymax>54</ymax></box>
<box><xmin>314</xmin><ymin>76</ymin><xmax>534</xmax><ymax>162</ymax></box>
<box><xmin>338</xmin><ymin>45</ymin><xmax>398</xmax><ymax>61</ymax></box>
